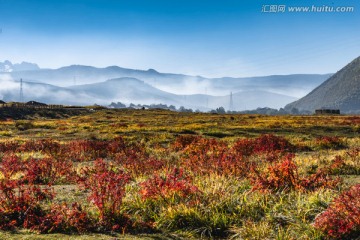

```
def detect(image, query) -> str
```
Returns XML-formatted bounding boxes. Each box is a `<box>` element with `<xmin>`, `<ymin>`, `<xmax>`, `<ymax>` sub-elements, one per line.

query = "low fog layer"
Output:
<box><xmin>0</xmin><ymin>74</ymin><xmax>297</xmax><ymax>111</ymax></box>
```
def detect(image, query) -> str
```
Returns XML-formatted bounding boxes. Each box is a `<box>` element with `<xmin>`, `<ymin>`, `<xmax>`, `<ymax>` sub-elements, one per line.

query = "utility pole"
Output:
<box><xmin>229</xmin><ymin>91</ymin><xmax>234</xmax><ymax>111</ymax></box>
<box><xmin>20</xmin><ymin>78</ymin><xmax>24</xmax><ymax>102</ymax></box>
<box><xmin>205</xmin><ymin>88</ymin><xmax>208</xmax><ymax>108</ymax></box>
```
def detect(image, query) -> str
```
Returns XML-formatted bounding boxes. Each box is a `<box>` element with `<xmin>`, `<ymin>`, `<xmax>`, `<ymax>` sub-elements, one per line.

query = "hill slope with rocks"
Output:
<box><xmin>285</xmin><ymin>57</ymin><xmax>360</xmax><ymax>113</ymax></box>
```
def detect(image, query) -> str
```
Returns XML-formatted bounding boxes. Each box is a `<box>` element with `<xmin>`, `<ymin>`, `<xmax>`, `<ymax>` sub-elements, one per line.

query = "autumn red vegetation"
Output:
<box><xmin>140</xmin><ymin>167</ymin><xmax>200</xmax><ymax>202</ymax></box>
<box><xmin>314</xmin><ymin>184</ymin><xmax>360</xmax><ymax>239</ymax></box>
<box><xmin>77</xmin><ymin>159</ymin><xmax>131</xmax><ymax>231</ymax></box>
<box><xmin>0</xmin><ymin>132</ymin><xmax>358</xmax><ymax>238</ymax></box>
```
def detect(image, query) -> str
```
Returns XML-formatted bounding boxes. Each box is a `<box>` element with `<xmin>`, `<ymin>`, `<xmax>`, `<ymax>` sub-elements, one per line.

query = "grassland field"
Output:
<box><xmin>0</xmin><ymin>109</ymin><xmax>359</xmax><ymax>239</ymax></box>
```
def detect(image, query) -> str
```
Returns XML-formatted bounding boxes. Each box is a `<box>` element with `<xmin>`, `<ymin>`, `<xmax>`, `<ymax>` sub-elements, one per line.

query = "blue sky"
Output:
<box><xmin>0</xmin><ymin>0</ymin><xmax>359</xmax><ymax>77</ymax></box>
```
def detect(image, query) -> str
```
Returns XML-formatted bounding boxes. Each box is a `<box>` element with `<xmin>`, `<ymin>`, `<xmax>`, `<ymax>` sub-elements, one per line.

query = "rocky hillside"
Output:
<box><xmin>285</xmin><ymin>57</ymin><xmax>360</xmax><ymax>113</ymax></box>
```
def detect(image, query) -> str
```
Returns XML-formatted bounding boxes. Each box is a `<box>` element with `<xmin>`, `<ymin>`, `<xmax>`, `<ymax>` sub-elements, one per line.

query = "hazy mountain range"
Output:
<box><xmin>0</xmin><ymin>60</ymin><xmax>332</xmax><ymax>111</ymax></box>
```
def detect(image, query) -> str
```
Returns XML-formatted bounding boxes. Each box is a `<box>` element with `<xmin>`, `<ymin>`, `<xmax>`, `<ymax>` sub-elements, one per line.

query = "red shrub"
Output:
<box><xmin>179</xmin><ymin>138</ymin><xmax>237</xmax><ymax>175</ymax></box>
<box><xmin>78</xmin><ymin>159</ymin><xmax>131</xmax><ymax>230</ymax></box>
<box><xmin>325</xmin><ymin>155</ymin><xmax>359</xmax><ymax>175</ymax></box>
<box><xmin>252</xmin><ymin>154</ymin><xmax>340</xmax><ymax>192</ymax></box>
<box><xmin>24</xmin><ymin>157</ymin><xmax>74</xmax><ymax>184</ymax></box>
<box><xmin>178</xmin><ymin>137</ymin><xmax>256</xmax><ymax>177</ymax></box>
<box><xmin>0</xmin><ymin>155</ymin><xmax>24</xmax><ymax>179</ymax></box>
<box><xmin>106</xmin><ymin>136</ymin><xmax>127</xmax><ymax>153</ymax></box>
<box><xmin>300</xmin><ymin>169</ymin><xmax>341</xmax><ymax>191</ymax></box>
<box><xmin>253</xmin><ymin>134</ymin><xmax>294</xmax><ymax>154</ymax></box>
<box><xmin>140</xmin><ymin>168</ymin><xmax>200</xmax><ymax>202</ymax></box>
<box><xmin>59</xmin><ymin>137</ymin><xmax>146</xmax><ymax>162</ymax></box>
<box><xmin>179</xmin><ymin>135</ymin><xmax>293</xmax><ymax>177</ymax></box>
<box><xmin>172</xmin><ymin>135</ymin><xmax>202</xmax><ymax>151</ymax></box>
<box><xmin>64</xmin><ymin>140</ymin><xmax>110</xmax><ymax>161</ymax></box>
<box><xmin>252</xmin><ymin>154</ymin><xmax>300</xmax><ymax>191</ymax></box>
<box><xmin>18</xmin><ymin>139</ymin><xmax>61</xmax><ymax>155</ymax></box>
<box><xmin>0</xmin><ymin>180</ymin><xmax>54</xmax><ymax>230</ymax></box>
<box><xmin>232</xmin><ymin>138</ymin><xmax>256</xmax><ymax>157</ymax></box>
<box><xmin>314</xmin><ymin>184</ymin><xmax>360</xmax><ymax>239</ymax></box>
<box><xmin>113</xmin><ymin>140</ymin><xmax>160</xmax><ymax>175</ymax></box>
<box><xmin>232</xmin><ymin>134</ymin><xmax>294</xmax><ymax>163</ymax></box>
<box><xmin>181</xmin><ymin>137</ymin><xmax>226</xmax><ymax>157</ymax></box>
<box><xmin>116</xmin><ymin>155</ymin><xmax>164</xmax><ymax>176</ymax></box>
<box><xmin>0</xmin><ymin>141</ymin><xmax>20</xmax><ymax>153</ymax></box>
<box><xmin>34</xmin><ymin>203</ymin><xmax>92</xmax><ymax>233</ymax></box>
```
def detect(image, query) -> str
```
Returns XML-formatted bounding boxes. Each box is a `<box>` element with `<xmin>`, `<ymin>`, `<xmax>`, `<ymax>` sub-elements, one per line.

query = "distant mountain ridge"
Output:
<box><xmin>0</xmin><ymin>60</ymin><xmax>334</xmax><ymax>111</ymax></box>
<box><xmin>0</xmin><ymin>77</ymin><xmax>297</xmax><ymax>110</ymax></box>
<box><xmin>3</xmin><ymin>62</ymin><xmax>331</xmax><ymax>97</ymax></box>
<box><xmin>285</xmin><ymin>56</ymin><xmax>360</xmax><ymax>113</ymax></box>
<box><xmin>70</xmin><ymin>77</ymin><xmax>182</xmax><ymax>106</ymax></box>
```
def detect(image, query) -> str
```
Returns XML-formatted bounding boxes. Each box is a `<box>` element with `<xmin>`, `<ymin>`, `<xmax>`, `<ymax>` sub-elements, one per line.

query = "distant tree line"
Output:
<box><xmin>109</xmin><ymin>102</ymin><xmax>177</xmax><ymax>111</ymax></box>
<box><xmin>109</xmin><ymin>102</ymin><xmax>311</xmax><ymax>115</ymax></box>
